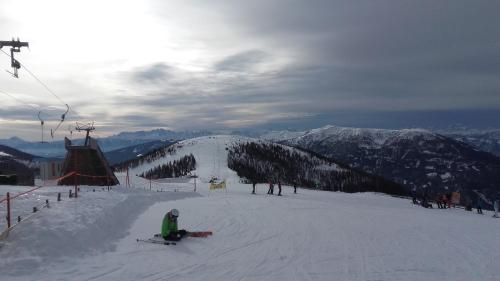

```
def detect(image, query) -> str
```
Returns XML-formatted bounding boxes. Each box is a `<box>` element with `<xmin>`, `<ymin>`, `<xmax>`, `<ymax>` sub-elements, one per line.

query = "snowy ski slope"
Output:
<box><xmin>129</xmin><ymin>135</ymin><xmax>342</xmax><ymax>181</ymax></box>
<box><xmin>128</xmin><ymin>135</ymin><xmax>255</xmax><ymax>183</ymax></box>
<box><xmin>1</xmin><ymin>136</ymin><xmax>499</xmax><ymax>281</ymax></box>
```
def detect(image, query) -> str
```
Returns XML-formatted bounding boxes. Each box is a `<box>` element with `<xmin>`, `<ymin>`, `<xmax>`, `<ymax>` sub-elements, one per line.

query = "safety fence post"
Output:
<box><xmin>6</xmin><ymin>192</ymin><xmax>11</xmax><ymax>228</ymax></box>
<box><xmin>74</xmin><ymin>150</ymin><xmax>78</xmax><ymax>198</ymax></box>
<box><xmin>126</xmin><ymin>167</ymin><xmax>131</xmax><ymax>188</ymax></box>
<box><xmin>1</xmin><ymin>183</ymin><xmax>77</xmax><ymax>238</ymax></box>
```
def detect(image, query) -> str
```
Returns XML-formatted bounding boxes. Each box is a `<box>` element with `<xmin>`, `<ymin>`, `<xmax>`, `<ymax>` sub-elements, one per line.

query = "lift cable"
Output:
<box><xmin>1</xmin><ymin>49</ymin><xmax>66</xmax><ymax>106</ymax></box>
<box><xmin>0</xmin><ymin>88</ymin><xmax>40</xmax><ymax>110</ymax></box>
<box><xmin>50</xmin><ymin>104</ymin><xmax>69</xmax><ymax>139</ymax></box>
<box><xmin>1</xmin><ymin>48</ymin><xmax>85</xmax><ymax>139</ymax></box>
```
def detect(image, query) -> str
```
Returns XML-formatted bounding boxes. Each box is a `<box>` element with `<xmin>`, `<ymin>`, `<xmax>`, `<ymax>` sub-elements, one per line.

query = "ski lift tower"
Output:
<box><xmin>75</xmin><ymin>122</ymin><xmax>95</xmax><ymax>146</ymax></box>
<box><xmin>0</xmin><ymin>38</ymin><xmax>29</xmax><ymax>78</ymax></box>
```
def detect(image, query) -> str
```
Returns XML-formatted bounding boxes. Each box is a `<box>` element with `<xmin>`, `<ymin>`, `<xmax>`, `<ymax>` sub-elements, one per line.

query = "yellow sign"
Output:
<box><xmin>210</xmin><ymin>180</ymin><xmax>226</xmax><ymax>190</ymax></box>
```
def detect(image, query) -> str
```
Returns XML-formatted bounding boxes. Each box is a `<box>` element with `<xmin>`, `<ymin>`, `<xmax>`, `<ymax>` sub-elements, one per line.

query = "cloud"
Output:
<box><xmin>131</xmin><ymin>63</ymin><xmax>172</xmax><ymax>84</ymax></box>
<box><xmin>0</xmin><ymin>105</ymin><xmax>73</xmax><ymax>121</ymax></box>
<box><xmin>0</xmin><ymin>107</ymin><xmax>41</xmax><ymax>121</ymax></box>
<box><xmin>214</xmin><ymin>50</ymin><xmax>268</xmax><ymax>72</ymax></box>
<box><xmin>2</xmin><ymin>0</ymin><xmax>500</xmax><ymax>139</ymax></box>
<box><xmin>178</xmin><ymin>0</ymin><xmax>500</xmax><ymax>103</ymax></box>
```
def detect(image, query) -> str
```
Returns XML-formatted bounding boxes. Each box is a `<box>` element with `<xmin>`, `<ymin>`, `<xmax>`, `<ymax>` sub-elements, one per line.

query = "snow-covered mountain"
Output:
<box><xmin>442</xmin><ymin>130</ymin><xmax>500</xmax><ymax>157</ymax></box>
<box><xmin>0</xmin><ymin>144</ymin><xmax>37</xmax><ymax>162</ymax></box>
<box><xmin>0</xmin><ymin>137</ymin><xmax>63</xmax><ymax>158</ymax></box>
<box><xmin>109</xmin><ymin>129</ymin><xmax>214</xmax><ymax>141</ymax></box>
<box><xmin>263</xmin><ymin>125</ymin><xmax>500</xmax><ymax>205</ymax></box>
<box><xmin>116</xmin><ymin>135</ymin><xmax>407</xmax><ymax>196</ymax></box>
<box><xmin>262</xmin><ymin>125</ymin><xmax>436</xmax><ymax>146</ymax></box>
<box><xmin>259</xmin><ymin>130</ymin><xmax>306</xmax><ymax>142</ymax></box>
<box><xmin>118</xmin><ymin>135</ymin><xmax>247</xmax><ymax>182</ymax></box>
<box><xmin>104</xmin><ymin>139</ymin><xmax>176</xmax><ymax>166</ymax></box>
<box><xmin>0</xmin><ymin>145</ymin><xmax>37</xmax><ymax>185</ymax></box>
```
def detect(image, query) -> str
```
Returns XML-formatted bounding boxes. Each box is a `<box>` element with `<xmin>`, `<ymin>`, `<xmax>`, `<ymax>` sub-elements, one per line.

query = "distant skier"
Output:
<box><xmin>421</xmin><ymin>192</ymin><xmax>431</xmax><ymax>208</ymax></box>
<box><xmin>293</xmin><ymin>183</ymin><xmax>297</xmax><ymax>194</ymax></box>
<box><xmin>476</xmin><ymin>198</ymin><xmax>483</xmax><ymax>214</ymax></box>
<box><xmin>411</xmin><ymin>191</ymin><xmax>418</xmax><ymax>204</ymax></box>
<box><xmin>436</xmin><ymin>195</ymin><xmax>443</xmax><ymax>209</ymax></box>
<box><xmin>465</xmin><ymin>201</ymin><xmax>472</xmax><ymax>211</ymax></box>
<box><xmin>494</xmin><ymin>200</ymin><xmax>499</xmax><ymax>218</ymax></box>
<box><xmin>277</xmin><ymin>180</ymin><xmax>282</xmax><ymax>196</ymax></box>
<box><xmin>252</xmin><ymin>181</ymin><xmax>256</xmax><ymax>194</ymax></box>
<box><xmin>442</xmin><ymin>195</ymin><xmax>449</xmax><ymax>209</ymax></box>
<box><xmin>268</xmin><ymin>181</ymin><xmax>274</xmax><ymax>195</ymax></box>
<box><xmin>161</xmin><ymin>209</ymin><xmax>187</xmax><ymax>241</ymax></box>
<box><xmin>446</xmin><ymin>193</ymin><xmax>453</xmax><ymax>208</ymax></box>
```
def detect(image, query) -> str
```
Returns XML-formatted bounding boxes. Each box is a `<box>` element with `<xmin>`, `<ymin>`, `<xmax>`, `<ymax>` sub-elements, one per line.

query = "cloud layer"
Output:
<box><xmin>1</xmin><ymin>0</ymin><xmax>499</xmax><ymax>139</ymax></box>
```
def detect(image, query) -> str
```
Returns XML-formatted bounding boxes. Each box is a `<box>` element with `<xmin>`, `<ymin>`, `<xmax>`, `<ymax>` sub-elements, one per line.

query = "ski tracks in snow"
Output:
<box><xmin>104</xmin><ymin>190</ymin><xmax>500</xmax><ymax>281</ymax></box>
<box><xmin>5</xmin><ymin>186</ymin><xmax>500</xmax><ymax>281</ymax></box>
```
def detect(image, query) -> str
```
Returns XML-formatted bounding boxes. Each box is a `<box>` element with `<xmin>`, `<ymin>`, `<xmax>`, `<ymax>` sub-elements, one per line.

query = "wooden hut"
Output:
<box><xmin>58</xmin><ymin>136</ymin><xmax>119</xmax><ymax>186</ymax></box>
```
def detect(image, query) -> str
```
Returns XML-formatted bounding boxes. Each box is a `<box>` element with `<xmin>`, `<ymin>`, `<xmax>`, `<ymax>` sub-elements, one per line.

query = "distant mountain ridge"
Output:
<box><xmin>0</xmin><ymin>144</ymin><xmax>37</xmax><ymax>185</ymax></box>
<box><xmin>262</xmin><ymin>126</ymin><xmax>500</xmax><ymax>157</ymax></box>
<box><xmin>0</xmin><ymin>144</ymin><xmax>38</xmax><ymax>161</ymax></box>
<box><xmin>0</xmin><ymin>129</ymin><xmax>215</xmax><ymax>158</ymax></box>
<box><xmin>104</xmin><ymin>139</ymin><xmax>176</xmax><ymax>166</ymax></box>
<box><xmin>110</xmin><ymin>129</ymin><xmax>213</xmax><ymax>141</ymax></box>
<box><xmin>262</xmin><ymin>125</ymin><xmax>436</xmax><ymax>145</ymax></box>
<box><xmin>262</xmin><ymin>125</ymin><xmax>500</xmax><ymax>205</ymax></box>
<box><xmin>442</xmin><ymin>130</ymin><xmax>500</xmax><ymax>157</ymax></box>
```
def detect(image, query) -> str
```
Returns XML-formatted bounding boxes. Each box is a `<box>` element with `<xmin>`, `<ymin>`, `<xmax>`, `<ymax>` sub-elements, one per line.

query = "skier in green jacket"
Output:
<box><xmin>161</xmin><ymin>209</ymin><xmax>187</xmax><ymax>241</ymax></box>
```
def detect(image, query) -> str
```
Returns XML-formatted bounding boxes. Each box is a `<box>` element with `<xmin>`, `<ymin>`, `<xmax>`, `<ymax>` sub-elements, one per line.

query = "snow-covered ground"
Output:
<box><xmin>1</xmin><ymin>136</ymin><xmax>499</xmax><ymax>281</ymax></box>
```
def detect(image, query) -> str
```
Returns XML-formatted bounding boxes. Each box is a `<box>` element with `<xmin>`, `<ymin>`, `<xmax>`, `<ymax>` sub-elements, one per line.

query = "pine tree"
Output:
<box><xmin>227</xmin><ymin>142</ymin><xmax>407</xmax><ymax>196</ymax></box>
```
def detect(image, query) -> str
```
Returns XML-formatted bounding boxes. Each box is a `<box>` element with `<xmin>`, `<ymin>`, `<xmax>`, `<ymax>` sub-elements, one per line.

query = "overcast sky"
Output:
<box><xmin>1</xmin><ymin>0</ymin><xmax>499</xmax><ymax>140</ymax></box>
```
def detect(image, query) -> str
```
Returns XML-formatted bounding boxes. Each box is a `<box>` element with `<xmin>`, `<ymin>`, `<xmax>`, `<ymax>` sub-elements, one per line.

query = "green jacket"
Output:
<box><xmin>161</xmin><ymin>214</ymin><xmax>178</xmax><ymax>238</ymax></box>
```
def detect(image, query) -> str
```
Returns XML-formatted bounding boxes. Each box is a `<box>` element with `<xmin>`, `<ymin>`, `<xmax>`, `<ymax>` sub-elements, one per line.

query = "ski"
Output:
<box><xmin>187</xmin><ymin>231</ymin><xmax>213</xmax><ymax>238</ymax></box>
<box><xmin>152</xmin><ymin>231</ymin><xmax>213</xmax><ymax>238</ymax></box>
<box><xmin>137</xmin><ymin>238</ymin><xmax>176</xmax><ymax>245</ymax></box>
